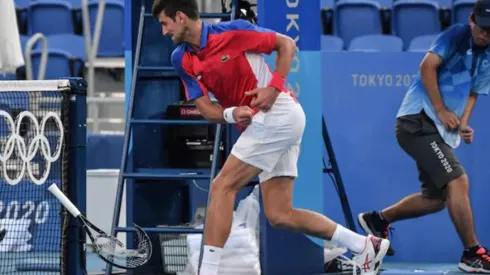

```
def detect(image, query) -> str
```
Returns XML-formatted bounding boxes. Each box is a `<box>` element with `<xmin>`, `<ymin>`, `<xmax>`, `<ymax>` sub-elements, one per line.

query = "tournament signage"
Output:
<box><xmin>0</xmin><ymin>110</ymin><xmax>64</xmax><ymax>252</ymax></box>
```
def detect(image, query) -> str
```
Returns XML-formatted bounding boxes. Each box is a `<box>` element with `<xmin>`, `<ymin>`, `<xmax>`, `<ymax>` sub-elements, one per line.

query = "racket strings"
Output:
<box><xmin>92</xmin><ymin>226</ymin><xmax>152</xmax><ymax>268</ymax></box>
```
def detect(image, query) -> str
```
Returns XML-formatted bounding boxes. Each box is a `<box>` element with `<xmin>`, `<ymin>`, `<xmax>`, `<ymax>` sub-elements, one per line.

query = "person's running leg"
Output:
<box><xmin>260</xmin><ymin>146</ymin><xmax>390</xmax><ymax>274</ymax></box>
<box><xmin>358</xmin><ymin>112</ymin><xmax>490</xmax><ymax>272</ymax></box>
<box><xmin>200</xmin><ymin>94</ymin><xmax>301</xmax><ymax>275</ymax></box>
<box><xmin>199</xmin><ymin>154</ymin><xmax>262</xmax><ymax>275</ymax></box>
<box><xmin>358</xmin><ymin>112</ymin><xmax>448</xmax><ymax>256</ymax></box>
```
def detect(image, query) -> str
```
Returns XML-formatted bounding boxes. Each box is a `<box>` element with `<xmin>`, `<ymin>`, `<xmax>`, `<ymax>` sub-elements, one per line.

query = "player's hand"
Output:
<box><xmin>232</xmin><ymin>106</ymin><xmax>254</xmax><ymax>129</ymax></box>
<box><xmin>437</xmin><ymin>108</ymin><xmax>460</xmax><ymax>131</ymax></box>
<box><xmin>459</xmin><ymin>124</ymin><xmax>474</xmax><ymax>144</ymax></box>
<box><xmin>245</xmin><ymin>87</ymin><xmax>280</xmax><ymax>112</ymax></box>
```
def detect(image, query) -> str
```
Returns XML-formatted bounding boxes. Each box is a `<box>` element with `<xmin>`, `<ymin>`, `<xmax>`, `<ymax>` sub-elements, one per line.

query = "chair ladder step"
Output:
<box><xmin>129</xmin><ymin>119</ymin><xmax>213</xmax><ymax>125</ymax></box>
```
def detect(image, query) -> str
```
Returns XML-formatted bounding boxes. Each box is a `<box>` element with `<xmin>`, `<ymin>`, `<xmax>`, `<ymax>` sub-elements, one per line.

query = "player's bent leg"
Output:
<box><xmin>203</xmin><ymin>154</ymin><xmax>261</xmax><ymax>246</ymax></box>
<box><xmin>260</xmin><ymin>175</ymin><xmax>338</xmax><ymax>240</ymax></box>
<box><xmin>446</xmin><ymin>174</ymin><xmax>490</xmax><ymax>273</ymax></box>
<box><xmin>260</xmin><ymin>175</ymin><xmax>390</xmax><ymax>274</ymax></box>
<box><xmin>358</xmin><ymin>112</ymin><xmax>451</xmax><ymax>256</ymax></box>
<box><xmin>201</xmin><ymin>94</ymin><xmax>307</xmax><ymax>274</ymax></box>
<box><xmin>358</xmin><ymin>191</ymin><xmax>445</xmax><ymax>257</ymax></box>
<box><xmin>200</xmin><ymin>154</ymin><xmax>261</xmax><ymax>275</ymax></box>
<box><xmin>419</xmin><ymin>138</ymin><xmax>490</xmax><ymax>271</ymax></box>
<box><xmin>380</xmin><ymin>166</ymin><xmax>447</xmax><ymax>224</ymax></box>
<box><xmin>446</xmin><ymin>174</ymin><xmax>478</xmax><ymax>248</ymax></box>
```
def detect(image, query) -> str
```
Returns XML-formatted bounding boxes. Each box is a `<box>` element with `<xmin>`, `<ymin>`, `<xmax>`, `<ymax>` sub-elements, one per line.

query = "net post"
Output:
<box><xmin>65</xmin><ymin>78</ymin><xmax>87</xmax><ymax>275</ymax></box>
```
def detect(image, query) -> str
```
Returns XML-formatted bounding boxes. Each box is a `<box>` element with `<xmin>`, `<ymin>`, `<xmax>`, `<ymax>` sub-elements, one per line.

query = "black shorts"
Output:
<box><xmin>395</xmin><ymin>111</ymin><xmax>465</xmax><ymax>199</ymax></box>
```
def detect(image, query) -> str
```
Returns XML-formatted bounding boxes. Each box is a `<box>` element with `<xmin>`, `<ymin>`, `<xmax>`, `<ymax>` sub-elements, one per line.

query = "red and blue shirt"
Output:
<box><xmin>171</xmin><ymin>19</ymin><xmax>294</xmax><ymax>110</ymax></box>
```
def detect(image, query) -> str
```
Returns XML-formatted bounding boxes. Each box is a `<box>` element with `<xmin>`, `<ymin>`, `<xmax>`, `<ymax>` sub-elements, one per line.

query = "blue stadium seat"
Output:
<box><xmin>322</xmin><ymin>0</ymin><xmax>334</xmax><ymax>9</ymax></box>
<box><xmin>336</xmin><ymin>0</ymin><xmax>393</xmax><ymax>7</ymax></box>
<box><xmin>392</xmin><ymin>0</ymin><xmax>441</xmax><ymax>49</ymax></box>
<box><xmin>30</xmin><ymin>49</ymin><xmax>75</xmax><ymax>79</ymax></box>
<box><xmin>66</xmin><ymin>0</ymin><xmax>82</xmax><ymax>8</ymax></box>
<box><xmin>45</xmin><ymin>34</ymin><xmax>86</xmax><ymax>61</ymax></box>
<box><xmin>27</xmin><ymin>0</ymin><xmax>74</xmax><ymax>35</ymax></box>
<box><xmin>44</xmin><ymin>34</ymin><xmax>86</xmax><ymax>76</ymax></box>
<box><xmin>334</xmin><ymin>0</ymin><xmax>383</xmax><ymax>47</ymax></box>
<box><xmin>373</xmin><ymin>0</ymin><xmax>393</xmax><ymax>8</ymax></box>
<box><xmin>453</xmin><ymin>0</ymin><xmax>476</xmax><ymax>25</ymax></box>
<box><xmin>407</xmin><ymin>34</ymin><xmax>437</xmax><ymax>52</ymax></box>
<box><xmin>15</xmin><ymin>0</ymin><xmax>31</xmax><ymax>9</ymax></box>
<box><xmin>321</xmin><ymin>35</ymin><xmax>344</xmax><ymax>51</ymax></box>
<box><xmin>437</xmin><ymin>0</ymin><xmax>453</xmax><ymax>9</ymax></box>
<box><xmin>393</xmin><ymin>0</ymin><xmax>452</xmax><ymax>7</ymax></box>
<box><xmin>88</xmin><ymin>0</ymin><xmax>124</xmax><ymax>57</ymax></box>
<box><xmin>348</xmin><ymin>34</ymin><xmax>403</xmax><ymax>52</ymax></box>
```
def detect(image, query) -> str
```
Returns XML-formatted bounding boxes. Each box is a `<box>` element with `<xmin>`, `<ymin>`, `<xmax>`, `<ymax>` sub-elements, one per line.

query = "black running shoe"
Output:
<box><xmin>459</xmin><ymin>246</ymin><xmax>490</xmax><ymax>273</ymax></box>
<box><xmin>357</xmin><ymin>211</ymin><xmax>395</xmax><ymax>256</ymax></box>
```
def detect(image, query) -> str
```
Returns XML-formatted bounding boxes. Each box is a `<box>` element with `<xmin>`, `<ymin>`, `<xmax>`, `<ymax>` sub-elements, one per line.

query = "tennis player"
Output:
<box><xmin>152</xmin><ymin>0</ymin><xmax>390</xmax><ymax>274</ymax></box>
<box><xmin>358</xmin><ymin>0</ymin><xmax>490</xmax><ymax>272</ymax></box>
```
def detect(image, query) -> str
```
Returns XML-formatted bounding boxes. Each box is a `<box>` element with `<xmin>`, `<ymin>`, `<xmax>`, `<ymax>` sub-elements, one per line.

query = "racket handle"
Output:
<box><xmin>48</xmin><ymin>183</ymin><xmax>81</xmax><ymax>217</ymax></box>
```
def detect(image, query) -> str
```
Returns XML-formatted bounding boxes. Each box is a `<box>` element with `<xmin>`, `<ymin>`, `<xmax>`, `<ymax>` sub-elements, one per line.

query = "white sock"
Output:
<box><xmin>199</xmin><ymin>245</ymin><xmax>222</xmax><ymax>275</ymax></box>
<box><xmin>331</xmin><ymin>224</ymin><xmax>367</xmax><ymax>254</ymax></box>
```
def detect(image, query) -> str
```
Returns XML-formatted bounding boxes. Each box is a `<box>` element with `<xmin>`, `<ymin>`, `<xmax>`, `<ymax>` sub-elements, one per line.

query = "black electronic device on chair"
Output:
<box><xmin>166</xmin><ymin>101</ymin><xmax>226</xmax><ymax>169</ymax></box>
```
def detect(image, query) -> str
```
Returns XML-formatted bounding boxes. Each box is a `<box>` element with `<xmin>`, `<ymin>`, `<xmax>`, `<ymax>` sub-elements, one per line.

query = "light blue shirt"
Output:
<box><xmin>397</xmin><ymin>24</ymin><xmax>490</xmax><ymax>148</ymax></box>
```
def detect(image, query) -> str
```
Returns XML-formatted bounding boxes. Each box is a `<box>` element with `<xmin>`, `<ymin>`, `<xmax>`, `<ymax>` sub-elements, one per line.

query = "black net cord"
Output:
<box><xmin>61</xmin><ymin>91</ymin><xmax>70</xmax><ymax>275</ymax></box>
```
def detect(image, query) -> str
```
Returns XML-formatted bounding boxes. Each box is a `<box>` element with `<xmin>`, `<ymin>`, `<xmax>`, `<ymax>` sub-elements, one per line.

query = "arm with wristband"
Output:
<box><xmin>244</xmin><ymin>32</ymin><xmax>296</xmax><ymax>111</ymax></box>
<box><xmin>224</xmin><ymin>19</ymin><xmax>295</xmax><ymax>111</ymax></box>
<box><xmin>193</xmin><ymin>96</ymin><xmax>253</xmax><ymax>127</ymax></box>
<box><xmin>172</xmin><ymin>47</ymin><xmax>254</xmax><ymax>126</ymax></box>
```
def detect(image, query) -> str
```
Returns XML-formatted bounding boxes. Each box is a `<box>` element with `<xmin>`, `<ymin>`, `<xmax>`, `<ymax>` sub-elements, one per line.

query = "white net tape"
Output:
<box><xmin>0</xmin><ymin>80</ymin><xmax>71</xmax><ymax>92</ymax></box>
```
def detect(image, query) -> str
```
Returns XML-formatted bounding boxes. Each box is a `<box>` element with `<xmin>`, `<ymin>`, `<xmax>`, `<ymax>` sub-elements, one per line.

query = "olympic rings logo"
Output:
<box><xmin>0</xmin><ymin>110</ymin><xmax>63</xmax><ymax>186</ymax></box>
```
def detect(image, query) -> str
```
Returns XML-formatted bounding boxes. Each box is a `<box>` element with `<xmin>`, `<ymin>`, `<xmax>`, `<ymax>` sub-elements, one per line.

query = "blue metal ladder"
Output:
<box><xmin>105</xmin><ymin>3</ymin><xmax>238</xmax><ymax>274</ymax></box>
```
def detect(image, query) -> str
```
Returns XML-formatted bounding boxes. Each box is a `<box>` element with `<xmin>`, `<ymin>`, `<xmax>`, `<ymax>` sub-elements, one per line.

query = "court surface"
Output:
<box><xmin>87</xmin><ymin>258</ymin><xmax>475</xmax><ymax>275</ymax></box>
<box><xmin>315</xmin><ymin>262</ymin><xmax>469</xmax><ymax>275</ymax></box>
<box><xmin>0</xmin><ymin>252</ymin><xmax>470</xmax><ymax>275</ymax></box>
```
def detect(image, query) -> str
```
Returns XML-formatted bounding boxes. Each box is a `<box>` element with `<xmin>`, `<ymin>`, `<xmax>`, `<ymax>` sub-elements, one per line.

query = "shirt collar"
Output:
<box><xmin>186</xmin><ymin>21</ymin><xmax>209</xmax><ymax>53</ymax></box>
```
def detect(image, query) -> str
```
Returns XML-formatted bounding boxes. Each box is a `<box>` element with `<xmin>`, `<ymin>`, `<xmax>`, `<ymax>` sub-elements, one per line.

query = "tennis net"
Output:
<box><xmin>0</xmin><ymin>79</ymin><xmax>83</xmax><ymax>274</ymax></box>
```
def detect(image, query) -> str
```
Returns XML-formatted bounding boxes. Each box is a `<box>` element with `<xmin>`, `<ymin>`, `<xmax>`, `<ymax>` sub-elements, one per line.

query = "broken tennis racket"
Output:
<box><xmin>48</xmin><ymin>183</ymin><xmax>152</xmax><ymax>269</ymax></box>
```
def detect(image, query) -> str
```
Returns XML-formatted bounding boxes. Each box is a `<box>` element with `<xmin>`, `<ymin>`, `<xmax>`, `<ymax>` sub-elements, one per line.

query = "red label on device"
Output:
<box><xmin>179</xmin><ymin>107</ymin><xmax>201</xmax><ymax>117</ymax></box>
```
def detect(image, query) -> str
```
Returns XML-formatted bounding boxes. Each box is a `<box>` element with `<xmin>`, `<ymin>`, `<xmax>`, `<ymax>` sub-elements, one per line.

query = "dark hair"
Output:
<box><xmin>152</xmin><ymin>0</ymin><xmax>199</xmax><ymax>20</ymax></box>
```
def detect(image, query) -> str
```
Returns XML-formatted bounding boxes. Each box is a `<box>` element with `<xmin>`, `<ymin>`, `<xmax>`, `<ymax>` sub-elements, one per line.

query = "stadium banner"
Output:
<box><xmin>258</xmin><ymin>0</ymin><xmax>321</xmax><ymax>51</ymax></box>
<box><xmin>0</xmin><ymin>181</ymin><xmax>61</xmax><ymax>252</ymax></box>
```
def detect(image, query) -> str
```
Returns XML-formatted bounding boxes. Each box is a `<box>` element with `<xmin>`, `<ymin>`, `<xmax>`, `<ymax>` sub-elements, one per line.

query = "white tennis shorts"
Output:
<box><xmin>231</xmin><ymin>92</ymin><xmax>306</xmax><ymax>182</ymax></box>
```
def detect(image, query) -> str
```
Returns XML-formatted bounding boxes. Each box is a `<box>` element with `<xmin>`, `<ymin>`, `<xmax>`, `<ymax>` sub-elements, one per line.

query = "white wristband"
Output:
<box><xmin>223</xmin><ymin>107</ymin><xmax>237</xmax><ymax>123</ymax></box>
